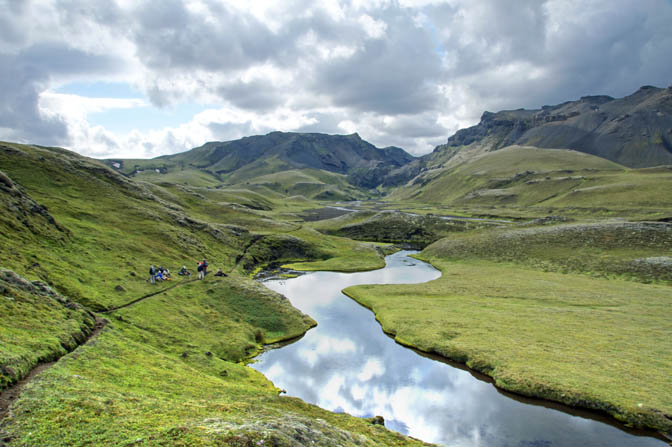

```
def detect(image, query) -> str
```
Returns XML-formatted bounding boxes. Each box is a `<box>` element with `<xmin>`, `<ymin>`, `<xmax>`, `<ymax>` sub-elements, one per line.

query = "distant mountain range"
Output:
<box><xmin>432</xmin><ymin>85</ymin><xmax>672</xmax><ymax>168</ymax></box>
<box><xmin>109</xmin><ymin>131</ymin><xmax>414</xmax><ymax>191</ymax></box>
<box><xmin>102</xmin><ymin>85</ymin><xmax>671</xmax><ymax>200</ymax></box>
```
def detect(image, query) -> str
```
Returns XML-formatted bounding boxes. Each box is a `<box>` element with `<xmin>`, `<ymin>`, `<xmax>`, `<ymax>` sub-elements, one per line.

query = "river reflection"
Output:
<box><xmin>251</xmin><ymin>251</ymin><xmax>665</xmax><ymax>447</ymax></box>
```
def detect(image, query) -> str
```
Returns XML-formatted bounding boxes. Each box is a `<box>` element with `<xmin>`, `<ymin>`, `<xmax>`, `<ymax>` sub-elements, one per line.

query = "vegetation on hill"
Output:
<box><xmin>390</xmin><ymin>145</ymin><xmax>672</xmax><ymax>219</ymax></box>
<box><xmin>310</xmin><ymin>210</ymin><xmax>499</xmax><ymax>248</ymax></box>
<box><xmin>106</xmin><ymin>131</ymin><xmax>415</xmax><ymax>192</ymax></box>
<box><xmin>0</xmin><ymin>141</ymin><xmax>431</xmax><ymax>446</ymax></box>
<box><xmin>423</xmin><ymin>221</ymin><xmax>672</xmax><ymax>284</ymax></box>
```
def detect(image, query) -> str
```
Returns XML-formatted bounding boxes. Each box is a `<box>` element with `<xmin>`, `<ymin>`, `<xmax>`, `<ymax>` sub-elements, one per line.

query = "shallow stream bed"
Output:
<box><xmin>251</xmin><ymin>251</ymin><xmax>666</xmax><ymax>446</ymax></box>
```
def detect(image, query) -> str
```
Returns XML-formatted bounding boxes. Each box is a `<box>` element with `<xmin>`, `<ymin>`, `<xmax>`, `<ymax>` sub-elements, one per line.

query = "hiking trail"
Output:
<box><xmin>0</xmin><ymin>317</ymin><xmax>108</xmax><ymax>443</ymax></box>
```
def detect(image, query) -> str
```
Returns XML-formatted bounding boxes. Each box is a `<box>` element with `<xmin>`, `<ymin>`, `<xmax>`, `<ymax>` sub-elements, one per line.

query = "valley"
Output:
<box><xmin>1</xmin><ymin>85</ymin><xmax>671</xmax><ymax>446</ymax></box>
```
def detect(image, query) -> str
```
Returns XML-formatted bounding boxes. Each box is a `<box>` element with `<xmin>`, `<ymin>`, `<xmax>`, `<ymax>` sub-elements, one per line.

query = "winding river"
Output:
<box><xmin>251</xmin><ymin>251</ymin><xmax>666</xmax><ymax>447</ymax></box>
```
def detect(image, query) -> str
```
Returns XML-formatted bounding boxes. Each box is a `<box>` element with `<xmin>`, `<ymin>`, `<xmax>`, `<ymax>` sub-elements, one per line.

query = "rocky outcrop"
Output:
<box><xmin>434</xmin><ymin>85</ymin><xmax>672</xmax><ymax>168</ymax></box>
<box><xmin>0</xmin><ymin>169</ymin><xmax>70</xmax><ymax>240</ymax></box>
<box><xmin>323</xmin><ymin>211</ymin><xmax>495</xmax><ymax>248</ymax></box>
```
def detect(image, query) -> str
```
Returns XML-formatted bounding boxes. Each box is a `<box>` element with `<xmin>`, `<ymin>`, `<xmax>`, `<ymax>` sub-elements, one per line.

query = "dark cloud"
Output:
<box><xmin>1</xmin><ymin>0</ymin><xmax>672</xmax><ymax>156</ymax></box>
<box><xmin>428</xmin><ymin>0</ymin><xmax>672</xmax><ymax>112</ymax></box>
<box><xmin>0</xmin><ymin>44</ymin><xmax>120</xmax><ymax>145</ymax></box>
<box><xmin>217</xmin><ymin>80</ymin><xmax>285</xmax><ymax>111</ymax></box>
<box><xmin>130</xmin><ymin>0</ymin><xmax>279</xmax><ymax>72</ymax></box>
<box><xmin>311</xmin><ymin>11</ymin><xmax>443</xmax><ymax>115</ymax></box>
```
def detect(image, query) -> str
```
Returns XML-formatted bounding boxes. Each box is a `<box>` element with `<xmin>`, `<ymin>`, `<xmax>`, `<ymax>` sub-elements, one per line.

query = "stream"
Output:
<box><xmin>251</xmin><ymin>251</ymin><xmax>666</xmax><ymax>446</ymax></box>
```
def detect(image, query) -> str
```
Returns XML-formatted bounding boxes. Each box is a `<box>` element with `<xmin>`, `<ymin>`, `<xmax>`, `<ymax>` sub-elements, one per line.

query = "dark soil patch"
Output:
<box><xmin>298</xmin><ymin>207</ymin><xmax>356</xmax><ymax>222</ymax></box>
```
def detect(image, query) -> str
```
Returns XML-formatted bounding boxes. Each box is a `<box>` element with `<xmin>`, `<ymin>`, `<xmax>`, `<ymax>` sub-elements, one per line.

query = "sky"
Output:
<box><xmin>1</xmin><ymin>0</ymin><xmax>671</xmax><ymax>159</ymax></box>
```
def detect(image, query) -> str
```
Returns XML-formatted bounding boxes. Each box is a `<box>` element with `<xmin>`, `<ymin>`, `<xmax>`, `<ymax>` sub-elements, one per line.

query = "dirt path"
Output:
<box><xmin>0</xmin><ymin>318</ymin><xmax>108</xmax><ymax>443</ymax></box>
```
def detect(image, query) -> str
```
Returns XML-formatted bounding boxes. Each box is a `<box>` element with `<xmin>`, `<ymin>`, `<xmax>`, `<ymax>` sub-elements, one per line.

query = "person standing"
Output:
<box><xmin>202</xmin><ymin>258</ymin><xmax>209</xmax><ymax>276</ymax></box>
<box><xmin>197</xmin><ymin>261</ymin><xmax>204</xmax><ymax>280</ymax></box>
<box><xmin>149</xmin><ymin>264</ymin><xmax>156</xmax><ymax>284</ymax></box>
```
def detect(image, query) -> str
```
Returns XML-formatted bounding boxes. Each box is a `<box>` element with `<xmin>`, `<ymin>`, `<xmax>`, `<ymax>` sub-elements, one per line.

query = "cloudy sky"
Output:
<box><xmin>1</xmin><ymin>0</ymin><xmax>671</xmax><ymax>158</ymax></box>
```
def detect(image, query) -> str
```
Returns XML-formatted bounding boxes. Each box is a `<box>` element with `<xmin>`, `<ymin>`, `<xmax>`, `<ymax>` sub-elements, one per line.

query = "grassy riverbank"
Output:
<box><xmin>343</xmin><ymin>256</ymin><xmax>672</xmax><ymax>434</ymax></box>
<box><xmin>5</xmin><ymin>274</ymin><xmax>433</xmax><ymax>446</ymax></box>
<box><xmin>1</xmin><ymin>142</ymin><xmax>435</xmax><ymax>446</ymax></box>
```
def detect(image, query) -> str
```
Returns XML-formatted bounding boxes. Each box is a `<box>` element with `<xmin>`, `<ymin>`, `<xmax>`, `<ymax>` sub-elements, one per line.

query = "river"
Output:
<box><xmin>251</xmin><ymin>251</ymin><xmax>666</xmax><ymax>446</ymax></box>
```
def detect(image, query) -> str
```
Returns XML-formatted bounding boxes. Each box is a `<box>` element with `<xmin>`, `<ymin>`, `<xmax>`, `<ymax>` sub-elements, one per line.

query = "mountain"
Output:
<box><xmin>106</xmin><ymin>131</ymin><xmax>415</xmax><ymax>192</ymax></box>
<box><xmin>429</xmin><ymin>85</ymin><xmax>672</xmax><ymax>168</ymax></box>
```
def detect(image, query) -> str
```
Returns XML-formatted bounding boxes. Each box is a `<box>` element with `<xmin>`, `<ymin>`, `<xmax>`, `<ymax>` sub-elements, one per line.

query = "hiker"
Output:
<box><xmin>156</xmin><ymin>269</ymin><xmax>164</xmax><ymax>281</ymax></box>
<box><xmin>202</xmin><ymin>259</ymin><xmax>209</xmax><ymax>275</ymax></box>
<box><xmin>149</xmin><ymin>264</ymin><xmax>156</xmax><ymax>284</ymax></box>
<box><xmin>178</xmin><ymin>265</ymin><xmax>191</xmax><ymax>276</ymax></box>
<box><xmin>214</xmin><ymin>268</ymin><xmax>225</xmax><ymax>277</ymax></box>
<box><xmin>197</xmin><ymin>261</ymin><xmax>204</xmax><ymax>280</ymax></box>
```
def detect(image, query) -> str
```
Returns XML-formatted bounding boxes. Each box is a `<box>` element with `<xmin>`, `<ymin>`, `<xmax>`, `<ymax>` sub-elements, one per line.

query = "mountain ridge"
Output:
<box><xmin>431</xmin><ymin>85</ymin><xmax>672</xmax><ymax>168</ymax></box>
<box><xmin>107</xmin><ymin>131</ymin><xmax>415</xmax><ymax>190</ymax></box>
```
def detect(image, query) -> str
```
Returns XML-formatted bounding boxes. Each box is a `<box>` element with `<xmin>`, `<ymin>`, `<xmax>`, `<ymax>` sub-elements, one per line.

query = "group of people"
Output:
<box><xmin>149</xmin><ymin>258</ymin><xmax>226</xmax><ymax>284</ymax></box>
<box><xmin>147</xmin><ymin>265</ymin><xmax>171</xmax><ymax>284</ymax></box>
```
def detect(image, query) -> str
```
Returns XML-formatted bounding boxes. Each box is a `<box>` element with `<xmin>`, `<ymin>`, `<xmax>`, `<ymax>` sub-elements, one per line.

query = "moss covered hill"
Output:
<box><xmin>105</xmin><ymin>131</ymin><xmax>415</xmax><ymax>196</ymax></box>
<box><xmin>390</xmin><ymin>145</ymin><xmax>672</xmax><ymax>219</ymax></box>
<box><xmin>0</xmin><ymin>141</ymin><xmax>432</xmax><ymax>446</ymax></box>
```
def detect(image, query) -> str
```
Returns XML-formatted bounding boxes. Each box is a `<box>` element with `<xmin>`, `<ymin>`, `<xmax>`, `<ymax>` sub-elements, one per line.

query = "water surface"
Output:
<box><xmin>251</xmin><ymin>251</ymin><xmax>665</xmax><ymax>447</ymax></box>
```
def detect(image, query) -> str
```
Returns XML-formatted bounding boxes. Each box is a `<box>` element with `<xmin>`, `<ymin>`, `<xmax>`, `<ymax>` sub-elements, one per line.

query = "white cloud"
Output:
<box><xmin>358</xmin><ymin>14</ymin><xmax>388</xmax><ymax>39</ymax></box>
<box><xmin>357</xmin><ymin>357</ymin><xmax>385</xmax><ymax>381</ymax></box>
<box><xmin>39</xmin><ymin>92</ymin><xmax>146</xmax><ymax>120</ymax></box>
<box><xmin>1</xmin><ymin>0</ymin><xmax>671</xmax><ymax>159</ymax></box>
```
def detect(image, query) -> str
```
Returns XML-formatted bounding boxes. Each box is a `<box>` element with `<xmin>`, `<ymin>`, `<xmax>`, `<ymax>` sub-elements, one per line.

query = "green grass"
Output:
<box><xmin>5</xmin><ymin>278</ymin><xmax>430</xmax><ymax>446</ymax></box>
<box><xmin>389</xmin><ymin>145</ymin><xmax>672</xmax><ymax>219</ymax></box>
<box><xmin>4</xmin><ymin>138</ymin><xmax>672</xmax><ymax>442</ymax></box>
<box><xmin>343</xmin><ymin>257</ymin><xmax>672</xmax><ymax>433</ymax></box>
<box><xmin>279</xmin><ymin>228</ymin><xmax>387</xmax><ymax>272</ymax></box>
<box><xmin>0</xmin><ymin>270</ymin><xmax>96</xmax><ymax>388</ymax></box>
<box><xmin>423</xmin><ymin>221</ymin><xmax>672</xmax><ymax>284</ymax></box>
<box><xmin>1</xmin><ymin>142</ymin><xmax>434</xmax><ymax>445</ymax></box>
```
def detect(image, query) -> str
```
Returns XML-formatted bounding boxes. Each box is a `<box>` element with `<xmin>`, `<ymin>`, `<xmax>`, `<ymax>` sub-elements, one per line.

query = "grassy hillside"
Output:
<box><xmin>423</xmin><ymin>221</ymin><xmax>672</xmax><ymax>284</ymax></box>
<box><xmin>4</xmin><ymin>274</ymin><xmax>430</xmax><ymax>446</ymax></box>
<box><xmin>391</xmin><ymin>145</ymin><xmax>672</xmax><ymax>218</ymax></box>
<box><xmin>0</xmin><ymin>141</ymin><xmax>431</xmax><ymax>446</ymax></box>
<box><xmin>106</xmin><ymin>131</ymin><xmax>415</xmax><ymax>194</ymax></box>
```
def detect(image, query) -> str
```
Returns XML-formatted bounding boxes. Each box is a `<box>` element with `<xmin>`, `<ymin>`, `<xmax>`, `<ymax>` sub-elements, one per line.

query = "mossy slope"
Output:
<box><xmin>0</xmin><ymin>142</ymin><xmax>431</xmax><ymax>446</ymax></box>
<box><xmin>0</xmin><ymin>270</ymin><xmax>96</xmax><ymax>389</ymax></box>
<box><xmin>391</xmin><ymin>145</ymin><xmax>672</xmax><ymax>219</ymax></box>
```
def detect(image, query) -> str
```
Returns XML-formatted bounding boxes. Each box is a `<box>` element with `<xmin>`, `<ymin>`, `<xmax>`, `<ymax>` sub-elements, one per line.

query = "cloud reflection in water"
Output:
<box><xmin>252</xmin><ymin>251</ymin><xmax>665</xmax><ymax>447</ymax></box>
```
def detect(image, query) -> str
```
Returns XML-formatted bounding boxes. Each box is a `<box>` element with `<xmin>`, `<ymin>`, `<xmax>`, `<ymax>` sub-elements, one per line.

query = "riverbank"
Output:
<box><xmin>342</xmin><ymin>258</ymin><xmax>672</xmax><ymax>437</ymax></box>
<box><xmin>1</xmin><ymin>273</ymin><xmax>434</xmax><ymax>446</ymax></box>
